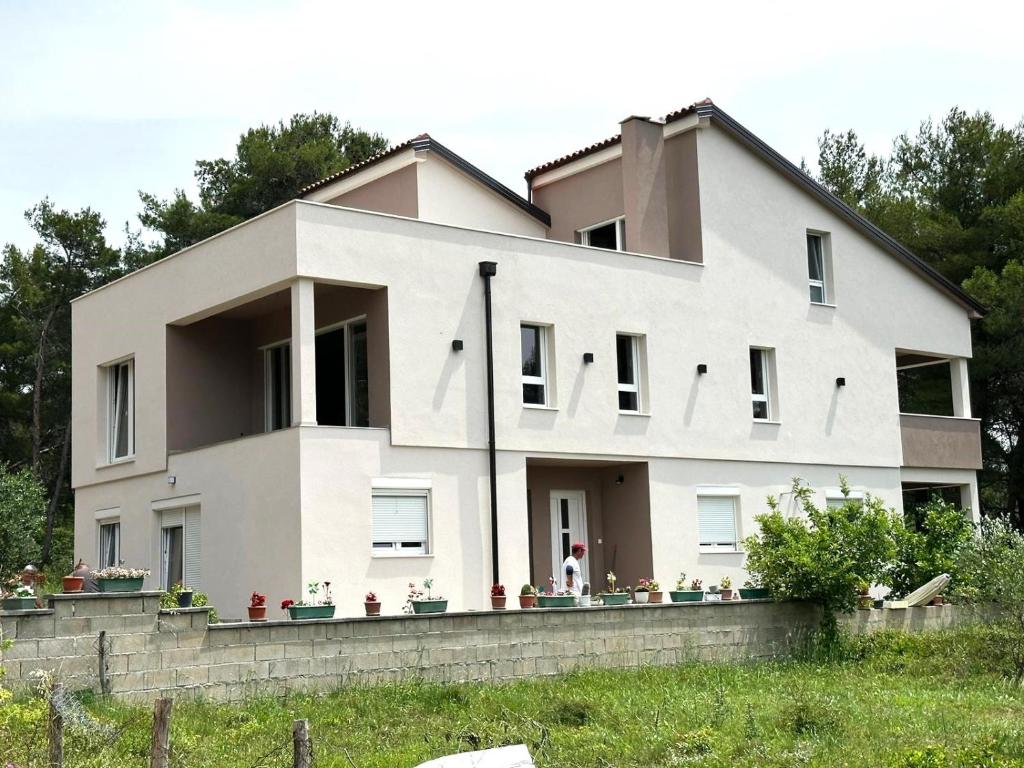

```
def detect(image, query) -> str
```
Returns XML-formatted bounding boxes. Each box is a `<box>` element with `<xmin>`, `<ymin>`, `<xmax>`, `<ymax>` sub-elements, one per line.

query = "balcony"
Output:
<box><xmin>899</xmin><ymin>414</ymin><xmax>982</xmax><ymax>470</ymax></box>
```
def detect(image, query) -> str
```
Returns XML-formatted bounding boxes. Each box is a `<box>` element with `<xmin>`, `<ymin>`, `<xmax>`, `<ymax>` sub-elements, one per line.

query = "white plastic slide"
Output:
<box><xmin>885</xmin><ymin>573</ymin><xmax>951</xmax><ymax>609</ymax></box>
<box><xmin>414</xmin><ymin>745</ymin><xmax>535</xmax><ymax>768</ymax></box>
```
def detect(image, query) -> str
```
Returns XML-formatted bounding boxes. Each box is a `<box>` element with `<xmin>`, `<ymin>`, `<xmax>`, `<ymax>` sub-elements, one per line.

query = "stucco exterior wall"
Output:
<box><xmin>415</xmin><ymin>155</ymin><xmax>548</xmax><ymax>238</ymax></box>
<box><xmin>323</xmin><ymin>162</ymin><xmax>419</xmax><ymax>218</ymax></box>
<box><xmin>531</xmin><ymin>157</ymin><xmax>625</xmax><ymax>243</ymax></box>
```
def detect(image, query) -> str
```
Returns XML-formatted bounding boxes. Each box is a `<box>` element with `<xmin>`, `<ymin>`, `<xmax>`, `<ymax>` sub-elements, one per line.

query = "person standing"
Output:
<box><xmin>560</xmin><ymin>542</ymin><xmax>587</xmax><ymax>596</ymax></box>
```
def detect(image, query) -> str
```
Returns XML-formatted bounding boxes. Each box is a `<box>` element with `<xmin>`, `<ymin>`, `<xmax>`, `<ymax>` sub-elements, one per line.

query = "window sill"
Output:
<box><xmin>618</xmin><ymin>411</ymin><xmax>651</xmax><ymax>418</ymax></box>
<box><xmin>522</xmin><ymin>404</ymin><xmax>558</xmax><ymax>412</ymax></box>
<box><xmin>752</xmin><ymin>419</ymin><xmax>781</xmax><ymax>425</ymax></box>
<box><xmin>370</xmin><ymin>553</ymin><xmax>435</xmax><ymax>560</ymax></box>
<box><xmin>97</xmin><ymin>457</ymin><xmax>135</xmax><ymax>469</ymax></box>
<box><xmin>699</xmin><ymin>548</ymin><xmax>744</xmax><ymax>555</ymax></box>
<box><xmin>810</xmin><ymin>301</ymin><xmax>837</xmax><ymax>308</ymax></box>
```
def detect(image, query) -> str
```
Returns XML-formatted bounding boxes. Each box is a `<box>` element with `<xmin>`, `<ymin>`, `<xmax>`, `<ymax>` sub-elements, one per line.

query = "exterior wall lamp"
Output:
<box><xmin>697</xmin><ymin>363</ymin><xmax>708</xmax><ymax>375</ymax></box>
<box><xmin>583</xmin><ymin>352</ymin><xmax>595</xmax><ymax>364</ymax></box>
<box><xmin>451</xmin><ymin>339</ymin><xmax>464</xmax><ymax>351</ymax></box>
<box><xmin>836</xmin><ymin>377</ymin><xmax>846</xmax><ymax>387</ymax></box>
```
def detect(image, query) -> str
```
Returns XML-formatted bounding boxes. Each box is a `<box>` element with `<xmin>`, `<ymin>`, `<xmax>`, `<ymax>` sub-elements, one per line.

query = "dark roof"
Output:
<box><xmin>299</xmin><ymin>134</ymin><xmax>551</xmax><ymax>226</ymax></box>
<box><xmin>526</xmin><ymin>98</ymin><xmax>985</xmax><ymax>317</ymax></box>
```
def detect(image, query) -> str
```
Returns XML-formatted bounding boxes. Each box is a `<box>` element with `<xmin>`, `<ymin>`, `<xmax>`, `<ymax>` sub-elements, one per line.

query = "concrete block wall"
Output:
<box><xmin>0</xmin><ymin>594</ymin><xmax>985</xmax><ymax>702</ymax></box>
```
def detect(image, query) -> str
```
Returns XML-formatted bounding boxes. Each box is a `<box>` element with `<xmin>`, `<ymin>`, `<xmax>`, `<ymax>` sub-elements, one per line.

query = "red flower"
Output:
<box><xmin>250</xmin><ymin>592</ymin><xmax>267</xmax><ymax>608</ymax></box>
<box><xmin>280</xmin><ymin>599</ymin><xmax>295</xmax><ymax>609</ymax></box>
<box><xmin>490</xmin><ymin>584</ymin><xmax>505</xmax><ymax>597</ymax></box>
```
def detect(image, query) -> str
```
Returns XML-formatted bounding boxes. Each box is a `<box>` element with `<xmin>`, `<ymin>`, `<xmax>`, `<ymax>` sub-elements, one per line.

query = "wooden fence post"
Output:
<box><xmin>293</xmin><ymin>718</ymin><xmax>312</xmax><ymax>768</ymax></box>
<box><xmin>150</xmin><ymin>698</ymin><xmax>173</xmax><ymax>768</ymax></box>
<box><xmin>48</xmin><ymin>681</ymin><xmax>63</xmax><ymax>768</ymax></box>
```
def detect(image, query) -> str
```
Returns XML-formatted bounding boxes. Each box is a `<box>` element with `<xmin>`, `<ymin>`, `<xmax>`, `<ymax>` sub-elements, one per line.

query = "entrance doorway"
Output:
<box><xmin>549</xmin><ymin>490</ymin><xmax>589</xmax><ymax>587</ymax></box>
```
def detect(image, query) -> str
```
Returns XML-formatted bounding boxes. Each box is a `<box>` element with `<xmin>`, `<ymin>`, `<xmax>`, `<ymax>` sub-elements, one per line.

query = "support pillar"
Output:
<box><xmin>950</xmin><ymin>358</ymin><xmax>972</xmax><ymax>418</ymax></box>
<box><xmin>290</xmin><ymin>278</ymin><xmax>317</xmax><ymax>427</ymax></box>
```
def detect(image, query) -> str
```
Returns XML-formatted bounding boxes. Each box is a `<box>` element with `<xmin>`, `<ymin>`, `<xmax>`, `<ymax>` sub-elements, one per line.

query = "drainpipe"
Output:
<box><xmin>479</xmin><ymin>261</ymin><xmax>499</xmax><ymax>585</ymax></box>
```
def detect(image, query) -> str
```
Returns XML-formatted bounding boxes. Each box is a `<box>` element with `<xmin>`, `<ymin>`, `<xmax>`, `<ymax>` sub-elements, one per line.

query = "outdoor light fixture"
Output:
<box><xmin>836</xmin><ymin>377</ymin><xmax>846</xmax><ymax>387</ymax></box>
<box><xmin>583</xmin><ymin>352</ymin><xmax>595</xmax><ymax>364</ymax></box>
<box><xmin>451</xmin><ymin>339</ymin><xmax>464</xmax><ymax>351</ymax></box>
<box><xmin>697</xmin><ymin>363</ymin><xmax>708</xmax><ymax>375</ymax></box>
<box><xmin>167</xmin><ymin>475</ymin><xmax>177</xmax><ymax>486</ymax></box>
<box><xmin>615</xmin><ymin>474</ymin><xmax>625</xmax><ymax>485</ymax></box>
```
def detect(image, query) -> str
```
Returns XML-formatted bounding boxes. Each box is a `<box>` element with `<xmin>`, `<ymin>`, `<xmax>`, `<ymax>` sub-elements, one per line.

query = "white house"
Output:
<box><xmin>71</xmin><ymin>100</ymin><xmax>984</xmax><ymax>618</ymax></box>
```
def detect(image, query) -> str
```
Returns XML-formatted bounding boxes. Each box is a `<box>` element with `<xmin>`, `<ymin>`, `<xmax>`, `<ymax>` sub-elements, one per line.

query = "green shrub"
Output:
<box><xmin>159</xmin><ymin>583</ymin><xmax>218</xmax><ymax>623</ymax></box>
<box><xmin>0</xmin><ymin>463</ymin><xmax>45</xmax><ymax>581</ymax></box>
<box><xmin>890</xmin><ymin>496</ymin><xmax>974</xmax><ymax>598</ymax></box>
<box><xmin>743</xmin><ymin>477</ymin><xmax>901</xmax><ymax>636</ymax></box>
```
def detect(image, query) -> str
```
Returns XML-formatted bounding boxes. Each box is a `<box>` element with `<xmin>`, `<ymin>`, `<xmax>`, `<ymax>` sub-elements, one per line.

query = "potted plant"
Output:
<box><xmin>2</xmin><ymin>584</ymin><xmax>37</xmax><ymax>611</ymax></box>
<box><xmin>176</xmin><ymin>584</ymin><xmax>194</xmax><ymax>608</ymax></box>
<box><xmin>365</xmin><ymin>591</ymin><xmax>381</xmax><ymax>616</ymax></box>
<box><xmin>283</xmin><ymin>581</ymin><xmax>336</xmax><ymax>620</ymax></box>
<box><xmin>579</xmin><ymin>582</ymin><xmax>592</xmax><ymax>607</ymax></box>
<box><xmin>720</xmin><ymin>576</ymin><xmax>734</xmax><ymax>601</ymax></box>
<box><xmin>856</xmin><ymin>579</ymin><xmax>873</xmax><ymax>610</ymax></box>
<box><xmin>669</xmin><ymin>574</ymin><xmax>704</xmax><ymax>603</ymax></box>
<box><xmin>490</xmin><ymin>583</ymin><xmax>506</xmax><ymax>610</ymax></box>
<box><xmin>635</xmin><ymin>577</ymin><xmax>660</xmax><ymax>604</ymax></box>
<box><xmin>537</xmin><ymin>577</ymin><xmax>576</xmax><ymax>607</ymax></box>
<box><xmin>405</xmin><ymin>578</ymin><xmax>448</xmax><ymax>614</ymax></box>
<box><xmin>61</xmin><ymin>563</ymin><xmax>84</xmax><ymax>593</ymax></box>
<box><xmin>93</xmin><ymin>566</ymin><xmax>150</xmax><ymax>592</ymax></box>
<box><xmin>931</xmin><ymin>594</ymin><xmax>944</xmax><ymax>607</ymax></box>
<box><xmin>599</xmin><ymin>571</ymin><xmax>630</xmax><ymax>605</ymax></box>
<box><xmin>518</xmin><ymin>584</ymin><xmax>538</xmax><ymax>609</ymax></box>
<box><xmin>739</xmin><ymin>578</ymin><xmax>770</xmax><ymax>600</ymax></box>
<box><xmin>248</xmin><ymin>592</ymin><xmax>268</xmax><ymax>622</ymax></box>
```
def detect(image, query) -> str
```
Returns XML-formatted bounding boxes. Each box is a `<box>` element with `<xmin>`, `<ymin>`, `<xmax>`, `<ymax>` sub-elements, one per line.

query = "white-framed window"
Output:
<box><xmin>105</xmin><ymin>358</ymin><xmax>134</xmax><ymax>461</ymax></box>
<box><xmin>749</xmin><ymin>347</ymin><xmax>776</xmax><ymax>421</ymax></box>
<box><xmin>372</xmin><ymin>490</ymin><xmax>430</xmax><ymax>556</ymax></box>
<box><xmin>579</xmin><ymin>217</ymin><xmax>626</xmax><ymax>251</ymax></box>
<box><xmin>825</xmin><ymin>490</ymin><xmax>865</xmax><ymax>510</ymax></box>
<box><xmin>520</xmin><ymin>324</ymin><xmax>549</xmax><ymax>406</ymax></box>
<box><xmin>264</xmin><ymin>342</ymin><xmax>291</xmax><ymax>432</ymax></box>
<box><xmin>697</xmin><ymin>493</ymin><xmax>740</xmax><ymax>550</ymax></box>
<box><xmin>807</xmin><ymin>231</ymin><xmax>833</xmax><ymax>304</ymax></box>
<box><xmin>616</xmin><ymin>333</ymin><xmax>643</xmax><ymax>413</ymax></box>
<box><xmin>98</xmin><ymin>519</ymin><xmax>120</xmax><ymax>569</ymax></box>
<box><xmin>160</xmin><ymin>507</ymin><xmax>200</xmax><ymax>589</ymax></box>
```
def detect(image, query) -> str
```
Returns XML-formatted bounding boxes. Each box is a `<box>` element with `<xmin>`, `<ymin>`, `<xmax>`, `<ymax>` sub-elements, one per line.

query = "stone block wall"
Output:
<box><xmin>0</xmin><ymin>594</ymin><xmax>986</xmax><ymax>703</ymax></box>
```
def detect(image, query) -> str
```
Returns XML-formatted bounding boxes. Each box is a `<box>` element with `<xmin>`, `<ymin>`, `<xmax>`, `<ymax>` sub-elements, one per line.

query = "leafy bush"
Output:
<box><xmin>0</xmin><ymin>464</ymin><xmax>45</xmax><ymax>581</ymax></box>
<box><xmin>159</xmin><ymin>583</ymin><xmax>218</xmax><ymax>623</ymax></box>
<box><xmin>890</xmin><ymin>496</ymin><xmax>974</xmax><ymax>598</ymax></box>
<box><xmin>743</xmin><ymin>478</ymin><xmax>901</xmax><ymax>635</ymax></box>
<box><xmin>952</xmin><ymin>515</ymin><xmax>1024</xmax><ymax>605</ymax></box>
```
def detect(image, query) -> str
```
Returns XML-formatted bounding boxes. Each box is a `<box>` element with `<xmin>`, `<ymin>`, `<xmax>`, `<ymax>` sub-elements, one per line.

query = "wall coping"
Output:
<box><xmin>0</xmin><ymin>608</ymin><xmax>54</xmax><ymax>617</ymax></box>
<box><xmin>47</xmin><ymin>591</ymin><xmax>165</xmax><ymax>601</ymax></box>
<box><xmin>211</xmin><ymin>597</ymin><xmax>779</xmax><ymax>629</ymax></box>
<box><xmin>158</xmin><ymin>607</ymin><xmax>211</xmax><ymax>615</ymax></box>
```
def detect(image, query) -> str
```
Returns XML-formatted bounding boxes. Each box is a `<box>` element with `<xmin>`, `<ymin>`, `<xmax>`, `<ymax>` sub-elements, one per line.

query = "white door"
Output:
<box><xmin>549</xmin><ymin>490</ymin><xmax>589</xmax><ymax>588</ymax></box>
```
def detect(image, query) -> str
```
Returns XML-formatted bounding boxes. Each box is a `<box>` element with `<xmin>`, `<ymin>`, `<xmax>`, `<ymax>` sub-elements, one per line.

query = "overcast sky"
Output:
<box><xmin>2</xmin><ymin>0</ymin><xmax>1022</xmax><ymax>251</ymax></box>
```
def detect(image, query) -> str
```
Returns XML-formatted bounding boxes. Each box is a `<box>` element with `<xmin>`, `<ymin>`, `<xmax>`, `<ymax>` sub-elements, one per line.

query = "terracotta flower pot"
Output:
<box><xmin>62</xmin><ymin>575</ymin><xmax>84</xmax><ymax>593</ymax></box>
<box><xmin>931</xmin><ymin>595</ymin><xmax>944</xmax><ymax>607</ymax></box>
<box><xmin>518</xmin><ymin>594</ymin><xmax>537</xmax><ymax>609</ymax></box>
<box><xmin>247</xmin><ymin>605</ymin><xmax>267</xmax><ymax>622</ymax></box>
<box><xmin>648</xmin><ymin>591</ymin><xmax>663</xmax><ymax>604</ymax></box>
<box><xmin>491</xmin><ymin>595</ymin><xmax>507</xmax><ymax>610</ymax></box>
<box><xmin>721</xmin><ymin>589</ymin><xmax>734</xmax><ymax>600</ymax></box>
<box><xmin>365</xmin><ymin>601</ymin><xmax>381</xmax><ymax>616</ymax></box>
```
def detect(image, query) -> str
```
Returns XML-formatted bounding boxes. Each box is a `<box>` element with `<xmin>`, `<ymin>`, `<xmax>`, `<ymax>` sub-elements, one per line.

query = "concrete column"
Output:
<box><xmin>290</xmin><ymin>278</ymin><xmax>317</xmax><ymax>427</ymax></box>
<box><xmin>950</xmin><ymin>358</ymin><xmax>972</xmax><ymax>418</ymax></box>
<box><xmin>960</xmin><ymin>482</ymin><xmax>981</xmax><ymax>523</ymax></box>
<box><xmin>620</xmin><ymin>116</ymin><xmax>670</xmax><ymax>258</ymax></box>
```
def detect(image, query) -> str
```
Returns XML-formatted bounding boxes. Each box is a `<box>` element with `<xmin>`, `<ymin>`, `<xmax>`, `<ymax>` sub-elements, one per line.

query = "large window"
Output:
<box><xmin>807</xmin><ymin>232</ymin><xmax>832</xmax><ymax>304</ymax></box>
<box><xmin>697</xmin><ymin>494</ymin><xmax>739</xmax><ymax>550</ymax></box>
<box><xmin>520</xmin><ymin>324</ymin><xmax>549</xmax><ymax>406</ymax></box>
<box><xmin>106</xmin><ymin>359</ymin><xmax>134</xmax><ymax>461</ymax></box>
<box><xmin>616</xmin><ymin>334</ymin><xmax>642</xmax><ymax>412</ymax></box>
<box><xmin>264</xmin><ymin>343</ymin><xmax>291</xmax><ymax>431</ymax></box>
<box><xmin>160</xmin><ymin>508</ymin><xmax>201</xmax><ymax>589</ymax></box>
<box><xmin>315</xmin><ymin>317</ymin><xmax>369</xmax><ymax>427</ymax></box>
<box><xmin>98</xmin><ymin>520</ymin><xmax>120</xmax><ymax>569</ymax></box>
<box><xmin>579</xmin><ymin>217</ymin><xmax>626</xmax><ymax>251</ymax></box>
<box><xmin>749</xmin><ymin>347</ymin><xmax>775</xmax><ymax>421</ymax></box>
<box><xmin>372</xmin><ymin>491</ymin><xmax>429</xmax><ymax>556</ymax></box>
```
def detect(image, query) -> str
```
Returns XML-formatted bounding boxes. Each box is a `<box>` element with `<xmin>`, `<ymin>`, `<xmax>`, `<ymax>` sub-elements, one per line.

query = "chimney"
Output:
<box><xmin>619</xmin><ymin>116</ymin><xmax>670</xmax><ymax>259</ymax></box>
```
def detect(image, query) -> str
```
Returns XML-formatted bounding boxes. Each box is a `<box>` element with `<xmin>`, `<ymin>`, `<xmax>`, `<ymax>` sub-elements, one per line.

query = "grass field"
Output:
<box><xmin>2</xmin><ymin>627</ymin><xmax>1024</xmax><ymax>767</ymax></box>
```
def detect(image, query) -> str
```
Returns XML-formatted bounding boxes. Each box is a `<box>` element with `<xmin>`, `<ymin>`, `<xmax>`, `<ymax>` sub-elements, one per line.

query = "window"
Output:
<box><xmin>616</xmin><ymin>334</ymin><xmax>642</xmax><ymax>412</ymax></box>
<box><xmin>749</xmin><ymin>347</ymin><xmax>775</xmax><ymax>421</ymax></box>
<box><xmin>264</xmin><ymin>343</ymin><xmax>291</xmax><ymax>431</ymax></box>
<box><xmin>825</xmin><ymin>490</ymin><xmax>865</xmax><ymax>510</ymax></box>
<box><xmin>315</xmin><ymin>317</ymin><xmax>369</xmax><ymax>427</ymax></box>
<box><xmin>520</xmin><ymin>324</ymin><xmax>549</xmax><ymax>406</ymax></box>
<box><xmin>579</xmin><ymin>217</ymin><xmax>626</xmax><ymax>251</ymax></box>
<box><xmin>698</xmin><ymin>495</ymin><xmax>739</xmax><ymax>550</ymax></box>
<box><xmin>372</xmin><ymin>491</ymin><xmax>429</xmax><ymax>555</ymax></box>
<box><xmin>160</xmin><ymin>507</ymin><xmax>200</xmax><ymax>589</ymax></box>
<box><xmin>98</xmin><ymin>520</ymin><xmax>120</xmax><ymax>569</ymax></box>
<box><xmin>806</xmin><ymin>232</ymin><xmax>832</xmax><ymax>304</ymax></box>
<box><xmin>106</xmin><ymin>359</ymin><xmax>134</xmax><ymax>461</ymax></box>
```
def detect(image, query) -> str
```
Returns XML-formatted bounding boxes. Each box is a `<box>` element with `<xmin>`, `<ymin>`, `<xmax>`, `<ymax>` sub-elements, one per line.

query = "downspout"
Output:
<box><xmin>479</xmin><ymin>261</ymin><xmax>499</xmax><ymax>585</ymax></box>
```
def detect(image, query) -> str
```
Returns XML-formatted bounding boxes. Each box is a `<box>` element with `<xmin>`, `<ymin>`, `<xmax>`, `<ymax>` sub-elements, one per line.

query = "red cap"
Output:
<box><xmin>571</xmin><ymin>542</ymin><xmax>587</xmax><ymax>554</ymax></box>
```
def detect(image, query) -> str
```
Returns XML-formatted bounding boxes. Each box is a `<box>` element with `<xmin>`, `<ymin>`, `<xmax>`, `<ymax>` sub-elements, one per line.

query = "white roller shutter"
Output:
<box><xmin>184</xmin><ymin>507</ymin><xmax>201</xmax><ymax>588</ymax></box>
<box><xmin>372</xmin><ymin>493</ymin><xmax>428</xmax><ymax>544</ymax></box>
<box><xmin>698</xmin><ymin>496</ymin><xmax>738</xmax><ymax>548</ymax></box>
